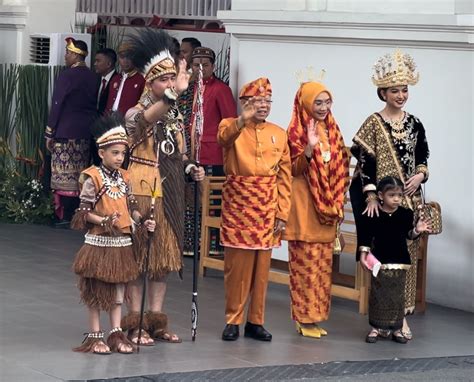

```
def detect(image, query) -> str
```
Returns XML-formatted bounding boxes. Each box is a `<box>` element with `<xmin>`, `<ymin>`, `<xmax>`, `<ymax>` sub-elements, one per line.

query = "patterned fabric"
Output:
<box><xmin>238</xmin><ymin>77</ymin><xmax>272</xmax><ymax>99</ymax></box>
<box><xmin>288</xmin><ymin>241</ymin><xmax>333</xmax><ymax>323</ymax></box>
<box><xmin>51</xmin><ymin>138</ymin><xmax>90</xmax><ymax>191</ymax></box>
<box><xmin>178</xmin><ymin>80</ymin><xmax>195</xmax><ymax>158</ymax></box>
<box><xmin>369</xmin><ymin>268</ymin><xmax>407</xmax><ymax>330</ymax></box>
<box><xmin>352</xmin><ymin>113</ymin><xmax>429</xmax><ymax>208</ymax></box>
<box><xmin>220</xmin><ymin>175</ymin><xmax>278</xmax><ymax>250</ymax></box>
<box><xmin>287</xmin><ymin>82</ymin><xmax>349</xmax><ymax>225</ymax></box>
<box><xmin>405</xmin><ymin>239</ymin><xmax>419</xmax><ymax>314</ymax></box>
<box><xmin>351</xmin><ymin>113</ymin><xmax>428</xmax><ymax>313</ymax></box>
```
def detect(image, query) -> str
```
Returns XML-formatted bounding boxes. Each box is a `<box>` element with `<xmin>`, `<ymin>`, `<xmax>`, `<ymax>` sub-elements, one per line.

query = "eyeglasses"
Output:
<box><xmin>314</xmin><ymin>100</ymin><xmax>332</xmax><ymax>107</ymax></box>
<box><xmin>254</xmin><ymin>98</ymin><xmax>273</xmax><ymax>106</ymax></box>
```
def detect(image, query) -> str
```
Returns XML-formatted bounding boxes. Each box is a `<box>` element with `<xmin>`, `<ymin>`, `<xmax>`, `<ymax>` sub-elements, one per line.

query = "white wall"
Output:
<box><xmin>0</xmin><ymin>0</ymin><xmax>76</xmax><ymax>64</ymax></box>
<box><xmin>231</xmin><ymin>0</ymin><xmax>472</xmax><ymax>14</ymax></box>
<box><xmin>221</xmin><ymin>5</ymin><xmax>474</xmax><ymax>312</ymax></box>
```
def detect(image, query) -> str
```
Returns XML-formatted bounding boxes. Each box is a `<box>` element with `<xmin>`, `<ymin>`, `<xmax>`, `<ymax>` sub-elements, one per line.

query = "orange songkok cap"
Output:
<box><xmin>65</xmin><ymin>37</ymin><xmax>88</xmax><ymax>57</ymax></box>
<box><xmin>239</xmin><ymin>77</ymin><xmax>272</xmax><ymax>99</ymax></box>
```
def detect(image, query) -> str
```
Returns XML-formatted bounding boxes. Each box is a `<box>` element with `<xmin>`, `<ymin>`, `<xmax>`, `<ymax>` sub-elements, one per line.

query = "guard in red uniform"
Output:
<box><xmin>105</xmin><ymin>43</ymin><xmax>145</xmax><ymax>117</ymax></box>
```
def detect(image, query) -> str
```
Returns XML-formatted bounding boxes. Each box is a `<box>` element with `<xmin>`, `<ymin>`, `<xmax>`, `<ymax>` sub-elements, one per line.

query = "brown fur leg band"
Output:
<box><xmin>107</xmin><ymin>329</ymin><xmax>136</xmax><ymax>353</ymax></box>
<box><xmin>146</xmin><ymin>311</ymin><xmax>168</xmax><ymax>337</ymax></box>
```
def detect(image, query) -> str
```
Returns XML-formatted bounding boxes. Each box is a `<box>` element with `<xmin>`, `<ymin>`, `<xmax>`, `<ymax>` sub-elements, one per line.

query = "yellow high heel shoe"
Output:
<box><xmin>315</xmin><ymin>325</ymin><xmax>328</xmax><ymax>336</ymax></box>
<box><xmin>295</xmin><ymin>322</ymin><xmax>321</xmax><ymax>338</ymax></box>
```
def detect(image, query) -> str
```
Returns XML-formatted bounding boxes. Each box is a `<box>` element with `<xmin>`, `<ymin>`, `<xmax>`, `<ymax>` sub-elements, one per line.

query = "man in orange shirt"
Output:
<box><xmin>218</xmin><ymin>77</ymin><xmax>291</xmax><ymax>341</ymax></box>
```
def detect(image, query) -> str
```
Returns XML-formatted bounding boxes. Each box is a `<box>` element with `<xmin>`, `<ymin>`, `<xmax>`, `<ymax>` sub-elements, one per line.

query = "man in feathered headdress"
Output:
<box><xmin>120</xmin><ymin>28</ymin><xmax>205</xmax><ymax>345</ymax></box>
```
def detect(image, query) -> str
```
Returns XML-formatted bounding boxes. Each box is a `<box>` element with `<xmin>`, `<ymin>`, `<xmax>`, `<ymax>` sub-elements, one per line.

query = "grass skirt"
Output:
<box><xmin>132</xmin><ymin>196</ymin><xmax>182</xmax><ymax>279</ymax></box>
<box><xmin>73</xmin><ymin>240</ymin><xmax>139</xmax><ymax>311</ymax></box>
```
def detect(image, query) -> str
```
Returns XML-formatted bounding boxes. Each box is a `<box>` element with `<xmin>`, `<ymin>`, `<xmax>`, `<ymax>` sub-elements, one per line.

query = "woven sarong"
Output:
<box><xmin>369</xmin><ymin>266</ymin><xmax>409</xmax><ymax>330</ymax></box>
<box><xmin>220</xmin><ymin>175</ymin><xmax>278</xmax><ymax>250</ymax></box>
<box><xmin>288</xmin><ymin>241</ymin><xmax>334</xmax><ymax>323</ymax></box>
<box><xmin>51</xmin><ymin>138</ymin><xmax>90</xmax><ymax>191</ymax></box>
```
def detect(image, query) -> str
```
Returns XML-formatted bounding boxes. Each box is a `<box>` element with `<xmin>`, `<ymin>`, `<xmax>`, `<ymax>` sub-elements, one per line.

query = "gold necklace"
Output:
<box><xmin>384</xmin><ymin>113</ymin><xmax>407</xmax><ymax>140</ymax></box>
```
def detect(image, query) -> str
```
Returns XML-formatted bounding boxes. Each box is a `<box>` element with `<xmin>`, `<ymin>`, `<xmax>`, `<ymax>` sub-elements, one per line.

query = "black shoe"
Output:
<box><xmin>392</xmin><ymin>330</ymin><xmax>408</xmax><ymax>344</ymax></box>
<box><xmin>244</xmin><ymin>322</ymin><xmax>272</xmax><ymax>341</ymax></box>
<box><xmin>222</xmin><ymin>324</ymin><xmax>239</xmax><ymax>341</ymax></box>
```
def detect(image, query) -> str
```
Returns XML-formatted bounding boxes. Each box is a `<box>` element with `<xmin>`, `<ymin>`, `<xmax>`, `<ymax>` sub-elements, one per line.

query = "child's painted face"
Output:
<box><xmin>378</xmin><ymin>187</ymin><xmax>403</xmax><ymax>211</ymax></box>
<box><xmin>99</xmin><ymin>144</ymin><xmax>127</xmax><ymax>170</ymax></box>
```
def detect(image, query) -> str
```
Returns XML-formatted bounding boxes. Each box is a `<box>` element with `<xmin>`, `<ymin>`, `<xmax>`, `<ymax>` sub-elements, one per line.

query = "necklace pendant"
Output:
<box><xmin>322</xmin><ymin>151</ymin><xmax>331</xmax><ymax>163</ymax></box>
<box><xmin>392</xmin><ymin>130</ymin><xmax>407</xmax><ymax>141</ymax></box>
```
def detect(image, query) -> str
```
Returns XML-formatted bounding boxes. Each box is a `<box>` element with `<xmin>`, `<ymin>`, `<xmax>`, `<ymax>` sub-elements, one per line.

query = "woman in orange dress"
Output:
<box><xmin>283</xmin><ymin>82</ymin><xmax>349</xmax><ymax>338</ymax></box>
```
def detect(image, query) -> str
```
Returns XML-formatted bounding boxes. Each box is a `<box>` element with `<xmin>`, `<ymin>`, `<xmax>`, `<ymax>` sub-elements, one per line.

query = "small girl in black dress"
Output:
<box><xmin>359</xmin><ymin>176</ymin><xmax>431</xmax><ymax>344</ymax></box>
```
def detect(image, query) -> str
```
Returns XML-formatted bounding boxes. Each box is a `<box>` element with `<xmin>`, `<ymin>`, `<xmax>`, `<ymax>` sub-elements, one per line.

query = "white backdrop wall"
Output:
<box><xmin>0</xmin><ymin>0</ymin><xmax>76</xmax><ymax>64</ymax></box>
<box><xmin>220</xmin><ymin>7</ymin><xmax>474</xmax><ymax>312</ymax></box>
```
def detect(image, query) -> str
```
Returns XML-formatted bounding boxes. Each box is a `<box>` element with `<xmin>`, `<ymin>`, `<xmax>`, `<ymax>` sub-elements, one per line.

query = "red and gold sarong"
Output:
<box><xmin>220</xmin><ymin>175</ymin><xmax>278</xmax><ymax>250</ymax></box>
<box><xmin>288</xmin><ymin>241</ymin><xmax>334</xmax><ymax>323</ymax></box>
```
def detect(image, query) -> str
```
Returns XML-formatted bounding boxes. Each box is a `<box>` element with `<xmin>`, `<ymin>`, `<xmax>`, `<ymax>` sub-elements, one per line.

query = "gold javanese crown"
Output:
<box><xmin>372</xmin><ymin>49</ymin><xmax>419</xmax><ymax>88</ymax></box>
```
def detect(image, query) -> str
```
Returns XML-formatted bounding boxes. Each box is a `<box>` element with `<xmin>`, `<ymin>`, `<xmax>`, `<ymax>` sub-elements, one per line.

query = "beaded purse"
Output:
<box><xmin>416</xmin><ymin>187</ymin><xmax>442</xmax><ymax>235</ymax></box>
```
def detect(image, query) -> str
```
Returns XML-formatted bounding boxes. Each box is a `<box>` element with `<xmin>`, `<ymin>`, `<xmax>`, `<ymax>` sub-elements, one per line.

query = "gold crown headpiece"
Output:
<box><xmin>96</xmin><ymin>126</ymin><xmax>128</xmax><ymax>148</ymax></box>
<box><xmin>372</xmin><ymin>49</ymin><xmax>419</xmax><ymax>88</ymax></box>
<box><xmin>295</xmin><ymin>67</ymin><xmax>326</xmax><ymax>85</ymax></box>
<box><xmin>65</xmin><ymin>38</ymin><xmax>88</xmax><ymax>57</ymax></box>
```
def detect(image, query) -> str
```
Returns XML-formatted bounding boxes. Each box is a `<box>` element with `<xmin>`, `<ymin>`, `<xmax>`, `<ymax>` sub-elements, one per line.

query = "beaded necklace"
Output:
<box><xmin>98</xmin><ymin>165</ymin><xmax>127</xmax><ymax>200</ymax></box>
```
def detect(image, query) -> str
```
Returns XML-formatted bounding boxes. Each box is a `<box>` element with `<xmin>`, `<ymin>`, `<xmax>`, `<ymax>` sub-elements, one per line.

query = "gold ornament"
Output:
<box><xmin>372</xmin><ymin>49</ymin><xmax>419</xmax><ymax>88</ymax></box>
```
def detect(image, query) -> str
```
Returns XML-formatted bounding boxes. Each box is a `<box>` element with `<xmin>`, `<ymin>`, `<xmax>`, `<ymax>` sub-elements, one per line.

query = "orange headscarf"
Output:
<box><xmin>287</xmin><ymin>82</ymin><xmax>349</xmax><ymax>225</ymax></box>
<box><xmin>239</xmin><ymin>77</ymin><xmax>272</xmax><ymax>99</ymax></box>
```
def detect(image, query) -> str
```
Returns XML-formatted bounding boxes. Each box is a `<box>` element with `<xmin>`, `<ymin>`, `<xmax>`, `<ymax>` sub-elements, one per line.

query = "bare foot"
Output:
<box><xmin>92</xmin><ymin>340</ymin><xmax>111</xmax><ymax>354</ymax></box>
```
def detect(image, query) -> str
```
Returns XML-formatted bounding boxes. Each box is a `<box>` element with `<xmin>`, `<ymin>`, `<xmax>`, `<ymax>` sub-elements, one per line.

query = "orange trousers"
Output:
<box><xmin>288</xmin><ymin>241</ymin><xmax>333</xmax><ymax>323</ymax></box>
<box><xmin>224</xmin><ymin>247</ymin><xmax>272</xmax><ymax>325</ymax></box>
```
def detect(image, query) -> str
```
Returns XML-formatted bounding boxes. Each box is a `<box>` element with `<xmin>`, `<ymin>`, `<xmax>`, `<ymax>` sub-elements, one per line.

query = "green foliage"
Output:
<box><xmin>0</xmin><ymin>164</ymin><xmax>53</xmax><ymax>224</ymax></box>
<box><xmin>214</xmin><ymin>40</ymin><xmax>230</xmax><ymax>85</ymax></box>
<box><xmin>0</xmin><ymin>64</ymin><xmax>62</xmax><ymax>224</ymax></box>
<box><xmin>14</xmin><ymin>65</ymin><xmax>51</xmax><ymax>179</ymax></box>
<box><xmin>0</xmin><ymin>64</ymin><xmax>19</xmax><ymax>170</ymax></box>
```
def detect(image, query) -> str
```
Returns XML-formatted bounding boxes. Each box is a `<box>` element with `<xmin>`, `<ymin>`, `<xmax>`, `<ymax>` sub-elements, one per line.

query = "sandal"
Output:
<box><xmin>392</xmin><ymin>330</ymin><xmax>408</xmax><ymax>344</ymax></box>
<box><xmin>121</xmin><ymin>311</ymin><xmax>154</xmax><ymax>346</ymax></box>
<box><xmin>107</xmin><ymin>327</ymin><xmax>135</xmax><ymax>354</ymax></box>
<box><xmin>378</xmin><ymin>329</ymin><xmax>391</xmax><ymax>339</ymax></box>
<box><xmin>296</xmin><ymin>322</ymin><xmax>321</xmax><ymax>339</ymax></box>
<box><xmin>147</xmin><ymin>311</ymin><xmax>182</xmax><ymax>343</ymax></box>
<box><xmin>153</xmin><ymin>329</ymin><xmax>182</xmax><ymax>343</ymax></box>
<box><xmin>365</xmin><ymin>328</ymin><xmax>379</xmax><ymax>343</ymax></box>
<box><xmin>73</xmin><ymin>331</ymin><xmax>112</xmax><ymax>354</ymax></box>
<box><xmin>128</xmin><ymin>328</ymin><xmax>155</xmax><ymax>346</ymax></box>
<box><xmin>401</xmin><ymin>329</ymin><xmax>413</xmax><ymax>340</ymax></box>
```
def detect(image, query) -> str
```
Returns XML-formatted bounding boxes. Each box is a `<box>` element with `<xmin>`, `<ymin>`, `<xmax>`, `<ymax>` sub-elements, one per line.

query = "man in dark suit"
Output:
<box><xmin>94</xmin><ymin>48</ymin><xmax>117</xmax><ymax>115</ymax></box>
<box><xmin>91</xmin><ymin>48</ymin><xmax>117</xmax><ymax>165</ymax></box>
<box><xmin>44</xmin><ymin>38</ymin><xmax>99</xmax><ymax>226</ymax></box>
